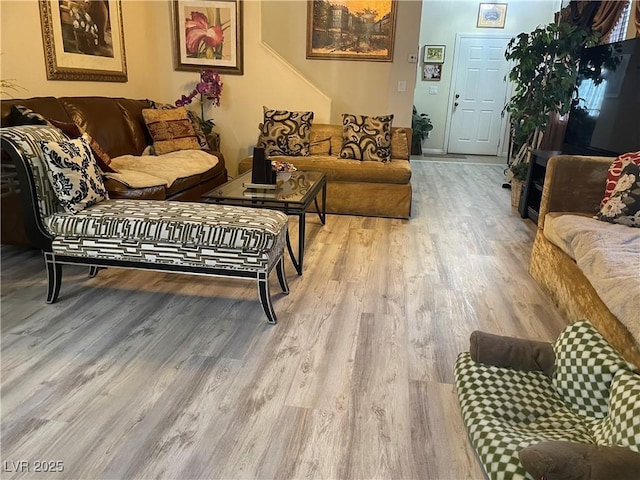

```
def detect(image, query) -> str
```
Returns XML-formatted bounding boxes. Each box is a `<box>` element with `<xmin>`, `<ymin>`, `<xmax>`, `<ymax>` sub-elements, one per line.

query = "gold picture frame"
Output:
<box><xmin>39</xmin><ymin>0</ymin><xmax>127</xmax><ymax>82</ymax></box>
<box><xmin>477</xmin><ymin>3</ymin><xmax>508</xmax><ymax>29</ymax></box>
<box><xmin>173</xmin><ymin>0</ymin><xmax>243</xmax><ymax>75</ymax></box>
<box><xmin>306</xmin><ymin>0</ymin><xmax>398</xmax><ymax>62</ymax></box>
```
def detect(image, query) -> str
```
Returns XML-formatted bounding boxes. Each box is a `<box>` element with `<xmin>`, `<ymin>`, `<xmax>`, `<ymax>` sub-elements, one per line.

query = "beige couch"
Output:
<box><xmin>529</xmin><ymin>154</ymin><xmax>640</xmax><ymax>366</ymax></box>
<box><xmin>238</xmin><ymin>123</ymin><xmax>412</xmax><ymax>219</ymax></box>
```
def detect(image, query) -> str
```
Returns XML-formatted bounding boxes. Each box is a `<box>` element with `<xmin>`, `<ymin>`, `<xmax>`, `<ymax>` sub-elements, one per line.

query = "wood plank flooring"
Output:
<box><xmin>0</xmin><ymin>161</ymin><xmax>568</xmax><ymax>479</ymax></box>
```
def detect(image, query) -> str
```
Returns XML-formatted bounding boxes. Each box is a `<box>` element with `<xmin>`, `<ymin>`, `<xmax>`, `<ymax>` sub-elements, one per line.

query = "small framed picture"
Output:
<box><xmin>423</xmin><ymin>45</ymin><xmax>445</xmax><ymax>64</ymax></box>
<box><xmin>422</xmin><ymin>63</ymin><xmax>441</xmax><ymax>81</ymax></box>
<box><xmin>477</xmin><ymin>3</ymin><xmax>507</xmax><ymax>28</ymax></box>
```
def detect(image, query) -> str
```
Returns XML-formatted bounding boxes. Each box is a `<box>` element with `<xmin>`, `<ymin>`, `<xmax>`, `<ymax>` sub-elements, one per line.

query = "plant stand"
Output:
<box><xmin>511</xmin><ymin>179</ymin><xmax>523</xmax><ymax>208</ymax></box>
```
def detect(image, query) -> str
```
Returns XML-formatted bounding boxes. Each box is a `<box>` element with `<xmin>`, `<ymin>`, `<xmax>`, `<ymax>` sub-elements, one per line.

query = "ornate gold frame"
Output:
<box><xmin>39</xmin><ymin>0</ymin><xmax>128</xmax><ymax>82</ymax></box>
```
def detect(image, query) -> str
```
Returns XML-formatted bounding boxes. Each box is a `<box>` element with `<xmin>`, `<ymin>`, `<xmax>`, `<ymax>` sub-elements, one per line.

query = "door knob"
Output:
<box><xmin>454</xmin><ymin>102</ymin><xmax>459</xmax><ymax>107</ymax></box>
<box><xmin>455</xmin><ymin>93</ymin><xmax>460</xmax><ymax>99</ymax></box>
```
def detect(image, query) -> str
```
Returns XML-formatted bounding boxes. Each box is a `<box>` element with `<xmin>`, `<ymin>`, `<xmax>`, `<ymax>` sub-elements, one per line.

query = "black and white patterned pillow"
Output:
<box><xmin>553</xmin><ymin>321</ymin><xmax>635</xmax><ymax>419</ymax></box>
<box><xmin>595</xmin><ymin>162</ymin><xmax>640</xmax><ymax>227</ymax></box>
<box><xmin>339</xmin><ymin>113</ymin><xmax>394</xmax><ymax>162</ymax></box>
<box><xmin>40</xmin><ymin>137</ymin><xmax>109</xmax><ymax>214</ymax></box>
<box><xmin>257</xmin><ymin>107</ymin><xmax>314</xmax><ymax>156</ymax></box>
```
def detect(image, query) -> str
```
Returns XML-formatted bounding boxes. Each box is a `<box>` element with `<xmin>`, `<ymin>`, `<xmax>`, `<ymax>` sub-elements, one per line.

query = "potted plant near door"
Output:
<box><xmin>503</xmin><ymin>20</ymin><xmax>600</xmax><ymax>180</ymax></box>
<box><xmin>411</xmin><ymin>106</ymin><xmax>433</xmax><ymax>156</ymax></box>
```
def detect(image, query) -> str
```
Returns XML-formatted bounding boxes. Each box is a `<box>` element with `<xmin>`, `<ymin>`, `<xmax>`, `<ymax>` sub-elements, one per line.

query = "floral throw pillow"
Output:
<box><xmin>339</xmin><ymin>113</ymin><xmax>394</xmax><ymax>162</ymax></box>
<box><xmin>40</xmin><ymin>137</ymin><xmax>109</xmax><ymax>214</ymax></box>
<box><xmin>595</xmin><ymin>162</ymin><xmax>640</xmax><ymax>227</ymax></box>
<box><xmin>257</xmin><ymin>107</ymin><xmax>314</xmax><ymax>157</ymax></box>
<box><xmin>142</xmin><ymin>106</ymin><xmax>201</xmax><ymax>155</ymax></box>
<box><xmin>601</xmin><ymin>151</ymin><xmax>640</xmax><ymax>208</ymax></box>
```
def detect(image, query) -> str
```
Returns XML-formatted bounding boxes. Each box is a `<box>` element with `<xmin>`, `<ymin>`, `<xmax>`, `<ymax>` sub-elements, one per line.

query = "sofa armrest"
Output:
<box><xmin>519</xmin><ymin>441</ymin><xmax>640</xmax><ymax>480</ymax></box>
<box><xmin>469</xmin><ymin>331</ymin><xmax>555</xmax><ymax>376</ymax></box>
<box><xmin>538</xmin><ymin>155</ymin><xmax>613</xmax><ymax>230</ymax></box>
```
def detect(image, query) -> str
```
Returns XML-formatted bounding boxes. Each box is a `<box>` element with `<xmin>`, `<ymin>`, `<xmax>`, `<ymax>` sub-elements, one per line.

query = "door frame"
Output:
<box><xmin>445</xmin><ymin>32</ymin><xmax>515</xmax><ymax>156</ymax></box>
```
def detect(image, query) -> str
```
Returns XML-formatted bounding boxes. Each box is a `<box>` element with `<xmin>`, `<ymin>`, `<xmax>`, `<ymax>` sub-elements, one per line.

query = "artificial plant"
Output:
<box><xmin>503</xmin><ymin>20</ymin><xmax>599</xmax><ymax>178</ymax></box>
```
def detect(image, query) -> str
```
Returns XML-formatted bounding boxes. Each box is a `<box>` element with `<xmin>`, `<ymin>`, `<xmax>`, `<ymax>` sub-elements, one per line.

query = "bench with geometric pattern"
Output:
<box><xmin>1</xmin><ymin>125</ymin><xmax>289</xmax><ymax>324</ymax></box>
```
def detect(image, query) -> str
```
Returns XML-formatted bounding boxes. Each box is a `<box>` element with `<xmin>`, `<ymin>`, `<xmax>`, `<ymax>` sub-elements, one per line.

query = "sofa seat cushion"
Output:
<box><xmin>239</xmin><ymin>155</ymin><xmax>411</xmax><ymax>184</ymax></box>
<box><xmin>109</xmin><ymin>150</ymin><xmax>219</xmax><ymax>190</ymax></box>
<box><xmin>46</xmin><ymin>200</ymin><xmax>288</xmax><ymax>271</ymax></box>
<box><xmin>455</xmin><ymin>351</ymin><xmax>596</xmax><ymax>480</ymax></box>
<box><xmin>543</xmin><ymin>213</ymin><xmax>640</xmax><ymax>344</ymax></box>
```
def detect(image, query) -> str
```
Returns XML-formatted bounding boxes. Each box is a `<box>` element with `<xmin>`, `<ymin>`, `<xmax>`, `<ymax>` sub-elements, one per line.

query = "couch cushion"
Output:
<box><xmin>553</xmin><ymin>320</ymin><xmax>635</xmax><ymax>419</ymax></box>
<box><xmin>40</xmin><ymin>136</ymin><xmax>109</xmax><ymax>214</ymax></box>
<box><xmin>257</xmin><ymin>107</ymin><xmax>314</xmax><ymax>156</ymax></box>
<box><xmin>264</xmin><ymin>155</ymin><xmax>411</xmax><ymax>184</ymax></box>
<box><xmin>46</xmin><ymin>200</ymin><xmax>288</xmax><ymax>272</ymax></box>
<box><xmin>142</xmin><ymin>106</ymin><xmax>201</xmax><ymax>155</ymax></box>
<box><xmin>339</xmin><ymin>113</ymin><xmax>394</xmax><ymax>163</ymax></box>
<box><xmin>60</xmin><ymin>97</ymin><xmax>141</xmax><ymax>159</ymax></box>
<box><xmin>595</xmin><ymin>161</ymin><xmax>640</xmax><ymax>227</ymax></box>
<box><xmin>601</xmin><ymin>151</ymin><xmax>640</xmax><ymax>208</ymax></box>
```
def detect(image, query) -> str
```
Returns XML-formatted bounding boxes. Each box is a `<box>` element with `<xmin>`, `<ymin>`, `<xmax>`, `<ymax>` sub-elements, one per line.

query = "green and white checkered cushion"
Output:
<box><xmin>592</xmin><ymin>369</ymin><xmax>640</xmax><ymax>452</ymax></box>
<box><xmin>553</xmin><ymin>321</ymin><xmax>635</xmax><ymax>419</ymax></box>
<box><xmin>455</xmin><ymin>352</ymin><xmax>595</xmax><ymax>480</ymax></box>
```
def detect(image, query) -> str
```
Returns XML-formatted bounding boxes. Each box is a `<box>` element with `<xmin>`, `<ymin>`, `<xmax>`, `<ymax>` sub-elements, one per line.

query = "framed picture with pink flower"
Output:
<box><xmin>173</xmin><ymin>0</ymin><xmax>243</xmax><ymax>75</ymax></box>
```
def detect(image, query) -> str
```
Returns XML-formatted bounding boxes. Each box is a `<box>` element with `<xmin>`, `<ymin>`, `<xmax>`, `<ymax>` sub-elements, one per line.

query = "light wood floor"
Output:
<box><xmin>1</xmin><ymin>162</ymin><xmax>568</xmax><ymax>480</ymax></box>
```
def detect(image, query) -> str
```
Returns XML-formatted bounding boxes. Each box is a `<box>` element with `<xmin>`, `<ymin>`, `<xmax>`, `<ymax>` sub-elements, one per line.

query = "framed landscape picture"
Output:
<box><xmin>306</xmin><ymin>0</ymin><xmax>398</xmax><ymax>62</ymax></box>
<box><xmin>423</xmin><ymin>45</ymin><xmax>445</xmax><ymax>64</ymax></box>
<box><xmin>39</xmin><ymin>0</ymin><xmax>127</xmax><ymax>82</ymax></box>
<box><xmin>174</xmin><ymin>0</ymin><xmax>243</xmax><ymax>75</ymax></box>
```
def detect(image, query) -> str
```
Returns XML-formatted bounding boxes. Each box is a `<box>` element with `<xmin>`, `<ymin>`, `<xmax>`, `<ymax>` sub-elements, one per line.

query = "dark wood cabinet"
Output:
<box><xmin>519</xmin><ymin>150</ymin><xmax>562</xmax><ymax>224</ymax></box>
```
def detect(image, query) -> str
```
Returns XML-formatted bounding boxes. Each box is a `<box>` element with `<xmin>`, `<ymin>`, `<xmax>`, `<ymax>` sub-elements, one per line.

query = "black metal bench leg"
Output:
<box><xmin>258</xmin><ymin>271</ymin><xmax>277</xmax><ymax>324</ymax></box>
<box><xmin>276</xmin><ymin>256</ymin><xmax>289</xmax><ymax>294</ymax></box>
<box><xmin>88</xmin><ymin>266</ymin><xmax>99</xmax><ymax>278</ymax></box>
<box><xmin>45</xmin><ymin>253</ymin><xmax>62</xmax><ymax>304</ymax></box>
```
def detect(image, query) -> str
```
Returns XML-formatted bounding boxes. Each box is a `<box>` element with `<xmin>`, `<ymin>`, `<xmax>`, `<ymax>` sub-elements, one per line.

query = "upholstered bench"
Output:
<box><xmin>1</xmin><ymin>125</ymin><xmax>289</xmax><ymax>323</ymax></box>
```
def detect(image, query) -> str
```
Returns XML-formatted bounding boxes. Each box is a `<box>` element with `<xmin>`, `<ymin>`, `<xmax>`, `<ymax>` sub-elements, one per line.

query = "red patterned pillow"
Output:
<box><xmin>601</xmin><ymin>151</ymin><xmax>640</xmax><ymax>207</ymax></box>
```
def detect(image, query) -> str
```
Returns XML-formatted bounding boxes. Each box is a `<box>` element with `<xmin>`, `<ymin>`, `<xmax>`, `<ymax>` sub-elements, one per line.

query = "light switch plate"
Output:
<box><xmin>397</xmin><ymin>81</ymin><xmax>407</xmax><ymax>92</ymax></box>
<box><xmin>429</xmin><ymin>86</ymin><xmax>438</xmax><ymax>95</ymax></box>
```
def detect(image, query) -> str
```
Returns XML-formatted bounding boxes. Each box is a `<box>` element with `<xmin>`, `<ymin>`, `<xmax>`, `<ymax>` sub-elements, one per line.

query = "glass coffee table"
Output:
<box><xmin>202</xmin><ymin>170</ymin><xmax>327</xmax><ymax>275</ymax></box>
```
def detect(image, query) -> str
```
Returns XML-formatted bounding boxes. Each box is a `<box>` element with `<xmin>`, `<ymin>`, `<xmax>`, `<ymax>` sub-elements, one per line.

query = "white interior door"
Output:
<box><xmin>447</xmin><ymin>34</ymin><xmax>511</xmax><ymax>155</ymax></box>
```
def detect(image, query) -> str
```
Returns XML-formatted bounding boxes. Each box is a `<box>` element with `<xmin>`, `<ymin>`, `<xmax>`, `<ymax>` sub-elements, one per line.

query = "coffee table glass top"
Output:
<box><xmin>202</xmin><ymin>170</ymin><xmax>326</xmax><ymax>207</ymax></box>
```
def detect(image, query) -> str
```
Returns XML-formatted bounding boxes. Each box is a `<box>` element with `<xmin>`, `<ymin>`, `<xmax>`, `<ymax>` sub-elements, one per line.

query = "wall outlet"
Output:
<box><xmin>397</xmin><ymin>80</ymin><xmax>407</xmax><ymax>92</ymax></box>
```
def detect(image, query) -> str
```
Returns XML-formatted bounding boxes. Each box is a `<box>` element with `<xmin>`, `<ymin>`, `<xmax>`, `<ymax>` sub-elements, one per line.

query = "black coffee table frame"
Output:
<box><xmin>202</xmin><ymin>170</ymin><xmax>327</xmax><ymax>275</ymax></box>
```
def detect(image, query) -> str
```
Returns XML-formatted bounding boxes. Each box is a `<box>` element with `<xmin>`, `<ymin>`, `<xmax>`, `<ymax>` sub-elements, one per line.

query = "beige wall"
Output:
<box><xmin>0</xmin><ymin>0</ymin><xmax>331</xmax><ymax>174</ymax></box>
<box><xmin>261</xmin><ymin>0</ymin><xmax>422</xmax><ymax>127</ymax></box>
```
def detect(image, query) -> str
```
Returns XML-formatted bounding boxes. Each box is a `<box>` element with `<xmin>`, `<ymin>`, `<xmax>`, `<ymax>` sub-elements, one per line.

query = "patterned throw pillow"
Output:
<box><xmin>142</xmin><ymin>106</ymin><xmax>201</xmax><ymax>155</ymax></box>
<box><xmin>553</xmin><ymin>320</ymin><xmax>635</xmax><ymax>419</ymax></box>
<box><xmin>257</xmin><ymin>107</ymin><xmax>314</xmax><ymax>156</ymax></box>
<box><xmin>601</xmin><ymin>151</ymin><xmax>640</xmax><ymax>207</ymax></box>
<box><xmin>48</xmin><ymin>119</ymin><xmax>117</xmax><ymax>173</ymax></box>
<box><xmin>339</xmin><ymin>113</ymin><xmax>394</xmax><ymax>162</ymax></box>
<box><xmin>146</xmin><ymin>100</ymin><xmax>212</xmax><ymax>150</ymax></box>
<box><xmin>40</xmin><ymin>137</ymin><xmax>109</xmax><ymax>214</ymax></box>
<box><xmin>595</xmin><ymin>162</ymin><xmax>640</xmax><ymax>227</ymax></box>
<box><xmin>592</xmin><ymin>369</ymin><xmax>640</xmax><ymax>451</ymax></box>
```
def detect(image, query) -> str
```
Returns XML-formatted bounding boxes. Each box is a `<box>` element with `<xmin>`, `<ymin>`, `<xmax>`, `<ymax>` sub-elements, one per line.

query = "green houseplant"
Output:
<box><xmin>411</xmin><ymin>106</ymin><xmax>433</xmax><ymax>155</ymax></box>
<box><xmin>503</xmin><ymin>20</ymin><xmax>599</xmax><ymax>180</ymax></box>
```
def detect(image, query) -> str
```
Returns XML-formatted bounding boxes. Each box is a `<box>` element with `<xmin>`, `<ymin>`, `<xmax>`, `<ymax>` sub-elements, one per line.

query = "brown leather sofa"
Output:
<box><xmin>1</xmin><ymin>96</ymin><xmax>228</xmax><ymax>245</ymax></box>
